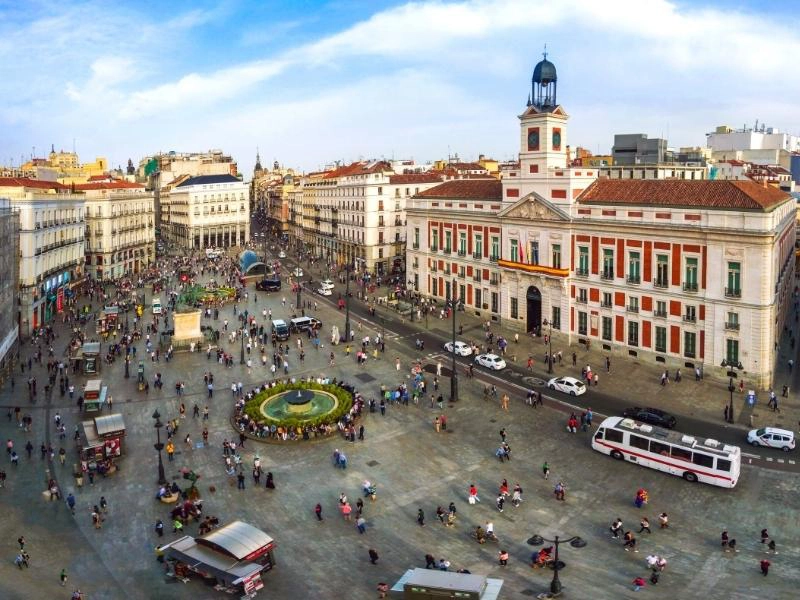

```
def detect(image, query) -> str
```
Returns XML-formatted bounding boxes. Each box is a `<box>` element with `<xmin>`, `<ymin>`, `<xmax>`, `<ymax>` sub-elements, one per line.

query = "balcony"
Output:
<box><xmin>457</xmin><ymin>250</ymin><xmax>467</xmax><ymax>257</ymax></box>
<box><xmin>600</xmin><ymin>270</ymin><xmax>614</xmax><ymax>281</ymax></box>
<box><xmin>444</xmin><ymin>268</ymin><xmax>451</xmax><ymax>275</ymax></box>
<box><xmin>443</xmin><ymin>247</ymin><xmax>451</xmax><ymax>254</ymax></box>
<box><xmin>626</xmin><ymin>305</ymin><xmax>639</xmax><ymax>313</ymax></box>
<box><xmin>489</xmin><ymin>276</ymin><xmax>499</xmax><ymax>286</ymax></box>
<box><xmin>412</xmin><ymin>243</ymin><xmax>419</xmax><ymax>250</ymax></box>
<box><xmin>653</xmin><ymin>279</ymin><xmax>669</xmax><ymax>289</ymax></box>
<box><xmin>473</xmin><ymin>252</ymin><xmax>483</xmax><ymax>259</ymax></box>
<box><xmin>457</xmin><ymin>271</ymin><xmax>465</xmax><ymax>279</ymax></box>
<box><xmin>724</xmin><ymin>287</ymin><xmax>741</xmax><ymax>299</ymax></box>
<box><xmin>497</xmin><ymin>259</ymin><xmax>570</xmax><ymax>279</ymax></box>
<box><xmin>473</xmin><ymin>274</ymin><xmax>482</xmax><ymax>282</ymax></box>
<box><xmin>489</xmin><ymin>255</ymin><xmax>499</xmax><ymax>263</ymax></box>
<box><xmin>682</xmin><ymin>315</ymin><xmax>697</xmax><ymax>323</ymax></box>
<box><xmin>575</xmin><ymin>297</ymin><xmax>587</xmax><ymax>304</ymax></box>
<box><xmin>654</xmin><ymin>310</ymin><xmax>668</xmax><ymax>318</ymax></box>
<box><xmin>600</xmin><ymin>301</ymin><xmax>612</xmax><ymax>308</ymax></box>
<box><xmin>682</xmin><ymin>282</ymin><xmax>698</xmax><ymax>292</ymax></box>
<box><xmin>725</xmin><ymin>321</ymin><xmax>740</xmax><ymax>331</ymax></box>
<box><xmin>430</xmin><ymin>264</ymin><xmax>438</xmax><ymax>273</ymax></box>
<box><xmin>575</xmin><ymin>268</ymin><xmax>589</xmax><ymax>277</ymax></box>
<box><xmin>626</xmin><ymin>275</ymin><xmax>641</xmax><ymax>285</ymax></box>
<box><xmin>430</xmin><ymin>245</ymin><xmax>438</xmax><ymax>252</ymax></box>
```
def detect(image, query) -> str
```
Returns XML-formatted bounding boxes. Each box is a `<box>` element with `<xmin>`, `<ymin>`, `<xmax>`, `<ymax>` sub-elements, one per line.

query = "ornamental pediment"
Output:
<box><xmin>499</xmin><ymin>192</ymin><xmax>570</xmax><ymax>222</ymax></box>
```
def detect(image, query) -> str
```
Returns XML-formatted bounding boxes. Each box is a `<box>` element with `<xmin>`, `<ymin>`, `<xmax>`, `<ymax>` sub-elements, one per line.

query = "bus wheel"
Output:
<box><xmin>682</xmin><ymin>472</ymin><xmax>698</xmax><ymax>483</ymax></box>
<box><xmin>611</xmin><ymin>450</ymin><xmax>624</xmax><ymax>460</ymax></box>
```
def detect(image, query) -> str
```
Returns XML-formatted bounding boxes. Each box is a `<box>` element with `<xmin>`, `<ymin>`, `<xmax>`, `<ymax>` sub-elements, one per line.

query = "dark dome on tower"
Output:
<box><xmin>532</xmin><ymin>58</ymin><xmax>557</xmax><ymax>86</ymax></box>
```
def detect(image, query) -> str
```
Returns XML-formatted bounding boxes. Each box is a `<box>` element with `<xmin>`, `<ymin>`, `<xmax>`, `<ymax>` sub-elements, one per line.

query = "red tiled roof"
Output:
<box><xmin>414</xmin><ymin>179</ymin><xmax>502</xmax><ymax>200</ymax></box>
<box><xmin>73</xmin><ymin>181</ymin><xmax>145</xmax><ymax>190</ymax></box>
<box><xmin>388</xmin><ymin>173</ymin><xmax>442</xmax><ymax>184</ymax></box>
<box><xmin>448</xmin><ymin>162</ymin><xmax>487</xmax><ymax>171</ymax></box>
<box><xmin>324</xmin><ymin>161</ymin><xmax>391</xmax><ymax>179</ymax></box>
<box><xmin>87</xmin><ymin>174</ymin><xmax>111</xmax><ymax>181</ymax></box>
<box><xmin>577</xmin><ymin>179</ymin><xmax>790</xmax><ymax>211</ymax></box>
<box><xmin>0</xmin><ymin>177</ymin><xmax>68</xmax><ymax>190</ymax></box>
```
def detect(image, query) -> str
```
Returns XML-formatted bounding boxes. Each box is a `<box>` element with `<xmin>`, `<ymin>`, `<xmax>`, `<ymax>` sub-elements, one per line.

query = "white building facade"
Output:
<box><xmin>161</xmin><ymin>174</ymin><xmax>250</xmax><ymax>251</ymax></box>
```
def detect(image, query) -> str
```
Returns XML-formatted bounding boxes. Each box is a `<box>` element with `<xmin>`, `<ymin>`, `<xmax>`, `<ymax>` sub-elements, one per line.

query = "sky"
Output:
<box><xmin>1</xmin><ymin>0</ymin><xmax>799</xmax><ymax>177</ymax></box>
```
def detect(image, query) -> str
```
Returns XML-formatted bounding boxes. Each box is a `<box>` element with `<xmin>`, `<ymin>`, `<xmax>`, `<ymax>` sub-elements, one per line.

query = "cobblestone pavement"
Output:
<box><xmin>0</xmin><ymin>263</ymin><xmax>798</xmax><ymax>600</ymax></box>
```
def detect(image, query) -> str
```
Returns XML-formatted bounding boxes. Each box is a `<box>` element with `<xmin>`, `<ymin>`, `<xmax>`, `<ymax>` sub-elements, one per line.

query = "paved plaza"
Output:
<box><xmin>1</xmin><ymin>267</ymin><xmax>798</xmax><ymax>600</ymax></box>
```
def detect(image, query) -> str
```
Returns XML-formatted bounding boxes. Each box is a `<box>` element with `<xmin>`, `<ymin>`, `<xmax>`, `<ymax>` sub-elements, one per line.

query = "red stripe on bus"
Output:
<box><xmin>595</xmin><ymin>440</ymin><xmax>734</xmax><ymax>482</ymax></box>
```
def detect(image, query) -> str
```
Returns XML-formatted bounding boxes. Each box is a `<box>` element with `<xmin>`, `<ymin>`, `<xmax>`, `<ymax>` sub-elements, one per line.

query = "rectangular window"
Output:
<box><xmin>602</xmin><ymin>248</ymin><xmax>614</xmax><ymax>279</ymax></box>
<box><xmin>578</xmin><ymin>288</ymin><xmax>587</xmax><ymax>303</ymax></box>
<box><xmin>685</xmin><ymin>305</ymin><xmax>696</xmax><ymax>322</ymax></box>
<box><xmin>552</xmin><ymin>244</ymin><xmax>561</xmax><ymax>269</ymax></box>
<box><xmin>475</xmin><ymin>235</ymin><xmax>483</xmax><ymax>258</ymax></box>
<box><xmin>602</xmin><ymin>292</ymin><xmax>612</xmax><ymax>308</ymax></box>
<box><xmin>413</xmin><ymin>228</ymin><xmax>420</xmax><ymax>248</ymax></box>
<box><xmin>602</xmin><ymin>316</ymin><xmax>612</xmax><ymax>340</ymax></box>
<box><xmin>684</xmin><ymin>331</ymin><xmax>696</xmax><ymax>358</ymax></box>
<box><xmin>490</xmin><ymin>236</ymin><xmax>499</xmax><ymax>261</ymax></box>
<box><xmin>655</xmin><ymin>300</ymin><xmax>667</xmax><ymax>318</ymax></box>
<box><xmin>692</xmin><ymin>453</ymin><xmax>714</xmax><ymax>468</ymax></box>
<box><xmin>627</xmin><ymin>251</ymin><xmax>640</xmax><ymax>283</ymax></box>
<box><xmin>431</xmin><ymin>229</ymin><xmax>438</xmax><ymax>251</ymax></box>
<box><xmin>726</xmin><ymin>311</ymin><xmax>739</xmax><ymax>330</ymax></box>
<box><xmin>510</xmin><ymin>239</ymin><xmax>518</xmax><ymax>262</ymax></box>
<box><xmin>628</xmin><ymin>297</ymin><xmax>639</xmax><ymax>312</ymax></box>
<box><xmin>578</xmin><ymin>246</ymin><xmax>589</xmax><ymax>275</ymax></box>
<box><xmin>726</xmin><ymin>262</ymin><xmax>741</xmax><ymax>297</ymax></box>
<box><xmin>474</xmin><ymin>288</ymin><xmax>482</xmax><ymax>308</ymax></box>
<box><xmin>684</xmin><ymin>257</ymin><xmax>698</xmax><ymax>290</ymax></box>
<box><xmin>510</xmin><ymin>297</ymin><xmax>519</xmax><ymax>319</ymax></box>
<box><xmin>530</xmin><ymin>241</ymin><xmax>539</xmax><ymax>265</ymax></box>
<box><xmin>655</xmin><ymin>326</ymin><xmax>667</xmax><ymax>352</ymax></box>
<box><xmin>726</xmin><ymin>338</ymin><xmax>739</xmax><ymax>364</ymax></box>
<box><xmin>578</xmin><ymin>311</ymin><xmax>588</xmax><ymax>335</ymax></box>
<box><xmin>671</xmin><ymin>447</ymin><xmax>692</xmax><ymax>462</ymax></box>
<box><xmin>650</xmin><ymin>441</ymin><xmax>669</xmax><ymax>456</ymax></box>
<box><xmin>605</xmin><ymin>428</ymin><xmax>624</xmax><ymax>443</ymax></box>
<box><xmin>655</xmin><ymin>254</ymin><xmax>669</xmax><ymax>287</ymax></box>
<box><xmin>629</xmin><ymin>435</ymin><xmax>650</xmax><ymax>451</ymax></box>
<box><xmin>445</xmin><ymin>231</ymin><xmax>452</xmax><ymax>253</ymax></box>
<box><xmin>491</xmin><ymin>292</ymin><xmax>499</xmax><ymax>313</ymax></box>
<box><xmin>551</xmin><ymin>306</ymin><xmax>561</xmax><ymax>330</ymax></box>
<box><xmin>628</xmin><ymin>321</ymin><xmax>639</xmax><ymax>346</ymax></box>
<box><xmin>716</xmin><ymin>459</ymin><xmax>731</xmax><ymax>472</ymax></box>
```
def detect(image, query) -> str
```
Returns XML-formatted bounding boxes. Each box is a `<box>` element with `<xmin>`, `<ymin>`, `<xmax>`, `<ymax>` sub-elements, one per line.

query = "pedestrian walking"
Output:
<box><xmin>760</xmin><ymin>528</ymin><xmax>769</xmax><ymax>545</ymax></box>
<box><xmin>60</xmin><ymin>568</ymin><xmax>68</xmax><ymax>586</ymax></box>
<box><xmin>369</xmin><ymin>548</ymin><xmax>379</xmax><ymax>564</ymax></box>
<box><xmin>155</xmin><ymin>519</ymin><xmax>164</xmax><ymax>537</ymax></box>
<box><xmin>417</xmin><ymin>508</ymin><xmax>425</xmax><ymax>526</ymax></box>
<box><xmin>553</xmin><ymin>481</ymin><xmax>566</xmax><ymax>501</ymax></box>
<box><xmin>760</xmin><ymin>559</ymin><xmax>770</xmax><ymax>576</ymax></box>
<box><xmin>542</xmin><ymin>461</ymin><xmax>550</xmax><ymax>479</ymax></box>
<box><xmin>658</xmin><ymin>512</ymin><xmax>669</xmax><ymax>528</ymax></box>
<box><xmin>610</xmin><ymin>518</ymin><xmax>623</xmax><ymax>539</ymax></box>
<box><xmin>638</xmin><ymin>517</ymin><xmax>651</xmax><ymax>534</ymax></box>
<box><xmin>356</xmin><ymin>516</ymin><xmax>366</xmax><ymax>534</ymax></box>
<box><xmin>468</xmin><ymin>484</ymin><xmax>480</xmax><ymax>504</ymax></box>
<box><xmin>623</xmin><ymin>531</ymin><xmax>638</xmax><ymax>552</ymax></box>
<box><xmin>767</xmin><ymin>539</ymin><xmax>777</xmax><ymax>554</ymax></box>
<box><xmin>721</xmin><ymin>529</ymin><xmax>730</xmax><ymax>551</ymax></box>
<box><xmin>315</xmin><ymin>503</ymin><xmax>323</xmax><ymax>521</ymax></box>
<box><xmin>498</xmin><ymin>550</ymin><xmax>509</xmax><ymax>566</ymax></box>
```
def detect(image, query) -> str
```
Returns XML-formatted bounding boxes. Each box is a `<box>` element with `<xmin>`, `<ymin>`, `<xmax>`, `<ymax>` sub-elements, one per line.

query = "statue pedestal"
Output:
<box><xmin>173</xmin><ymin>310</ymin><xmax>202</xmax><ymax>347</ymax></box>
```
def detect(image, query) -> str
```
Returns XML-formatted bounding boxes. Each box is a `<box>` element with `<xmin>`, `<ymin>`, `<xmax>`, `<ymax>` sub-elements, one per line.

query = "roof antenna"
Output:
<box><xmin>543</xmin><ymin>43</ymin><xmax>548</xmax><ymax>60</ymax></box>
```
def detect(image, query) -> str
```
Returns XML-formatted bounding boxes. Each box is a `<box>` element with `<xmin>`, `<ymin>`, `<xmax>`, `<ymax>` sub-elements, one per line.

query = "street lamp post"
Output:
<box><xmin>728</xmin><ymin>377</ymin><xmax>735</xmax><ymax>423</ymax></box>
<box><xmin>152</xmin><ymin>409</ymin><xmax>168</xmax><ymax>485</ymax></box>
<box><xmin>344</xmin><ymin>263</ymin><xmax>351</xmax><ymax>344</ymax></box>
<box><xmin>528</xmin><ymin>534</ymin><xmax>586</xmax><ymax>595</ymax></box>
<box><xmin>547</xmin><ymin>319</ymin><xmax>553</xmax><ymax>374</ymax></box>
<box><xmin>240</xmin><ymin>325</ymin><xmax>245</xmax><ymax>365</ymax></box>
<box><xmin>449</xmin><ymin>279</ymin><xmax>459</xmax><ymax>403</ymax></box>
<box><xmin>408</xmin><ymin>280</ymin><xmax>415</xmax><ymax>323</ymax></box>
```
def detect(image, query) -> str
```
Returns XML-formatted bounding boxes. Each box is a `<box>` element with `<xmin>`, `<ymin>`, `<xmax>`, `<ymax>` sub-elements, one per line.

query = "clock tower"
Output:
<box><xmin>503</xmin><ymin>52</ymin><xmax>596</xmax><ymax>209</ymax></box>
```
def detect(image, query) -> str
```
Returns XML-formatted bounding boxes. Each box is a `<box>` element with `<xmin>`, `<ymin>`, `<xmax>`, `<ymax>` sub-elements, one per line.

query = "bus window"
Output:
<box><xmin>630</xmin><ymin>434</ymin><xmax>649</xmax><ymax>451</ymax></box>
<box><xmin>692</xmin><ymin>453</ymin><xmax>714</xmax><ymax>468</ymax></box>
<box><xmin>716</xmin><ymin>459</ymin><xmax>731</xmax><ymax>472</ymax></box>
<box><xmin>650</xmin><ymin>441</ymin><xmax>670</xmax><ymax>456</ymax></box>
<box><xmin>671</xmin><ymin>447</ymin><xmax>692</xmax><ymax>462</ymax></box>
<box><xmin>594</xmin><ymin>428</ymin><xmax>605</xmax><ymax>441</ymax></box>
<box><xmin>605</xmin><ymin>429</ymin><xmax>624</xmax><ymax>443</ymax></box>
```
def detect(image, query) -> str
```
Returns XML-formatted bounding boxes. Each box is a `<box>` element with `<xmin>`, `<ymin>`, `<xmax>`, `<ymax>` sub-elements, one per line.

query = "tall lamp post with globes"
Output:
<box><xmin>528</xmin><ymin>533</ymin><xmax>586</xmax><ymax>595</ymax></box>
<box><xmin>152</xmin><ymin>409</ymin><xmax>168</xmax><ymax>485</ymax></box>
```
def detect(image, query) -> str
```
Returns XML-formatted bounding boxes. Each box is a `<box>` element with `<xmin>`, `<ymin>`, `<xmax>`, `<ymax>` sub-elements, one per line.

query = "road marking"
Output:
<box><xmin>777</xmin><ymin>459</ymin><xmax>785</xmax><ymax>464</ymax></box>
<box><xmin>741</xmin><ymin>452</ymin><xmax>761</xmax><ymax>459</ymax></box>
<box><xmin>765</xmin><ymin>457</ymin><xmax>774</xmax><ymax>462</ymax></box>
<box><xmin>789</xmin><ymin>460</ymin><xmax>796</xmax><ymax>465</ymax></box>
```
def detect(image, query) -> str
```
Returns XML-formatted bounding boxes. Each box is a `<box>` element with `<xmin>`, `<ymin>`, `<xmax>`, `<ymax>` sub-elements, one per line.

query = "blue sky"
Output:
<box><xmin>1</xmin><ymin>0</ymin><xmax>798</xmax><ymax>176</ymax></box>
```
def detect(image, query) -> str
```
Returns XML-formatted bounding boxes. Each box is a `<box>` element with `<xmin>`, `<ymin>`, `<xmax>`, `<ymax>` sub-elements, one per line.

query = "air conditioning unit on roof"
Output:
<box><xmin>681</xmin><ymin>435</ymin><xmax>696</xmax><ymax>445</ymax></box>
<box><xmin>703</xmin><ymin>439</ymin><xmax>720</xmax><ymax>448</ymax></box>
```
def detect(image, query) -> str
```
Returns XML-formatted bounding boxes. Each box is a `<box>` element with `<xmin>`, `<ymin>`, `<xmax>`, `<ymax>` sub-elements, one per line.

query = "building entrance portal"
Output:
<box><xmin>526</xmin><ymin>286</ymin><xmax>542</xmax><ymax>334</ymax></box>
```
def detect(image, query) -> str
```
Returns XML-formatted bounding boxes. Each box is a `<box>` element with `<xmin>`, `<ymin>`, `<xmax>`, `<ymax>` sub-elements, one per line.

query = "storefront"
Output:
<box><xmin>158</xmin><ymin>521</ymin><xmax>276</xmax><ymax>597</ymax></box>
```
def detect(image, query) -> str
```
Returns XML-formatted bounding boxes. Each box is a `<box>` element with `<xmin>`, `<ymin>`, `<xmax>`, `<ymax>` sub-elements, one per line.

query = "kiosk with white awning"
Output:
<box><xmin>158</xmin><ymin>520</ymin><xmax>276</xmax><ymax>597</ymax></box>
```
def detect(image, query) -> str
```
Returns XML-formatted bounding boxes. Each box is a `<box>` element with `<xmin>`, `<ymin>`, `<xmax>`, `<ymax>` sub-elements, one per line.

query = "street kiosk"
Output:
<box><xmin>70</xmin><ymin>341</ymin><xmax>101</xmax><ymax>375</ymax></box>
<box><xmin>79</xmin><ymin>413</ymin><xmax>126</xmax><ymax>475</ymax></box>
<box><xmin>83</xmin><ymin>379</ymin><xmax>107</xmax><ymax>412</ymax></box>
<box><xmin>96</xmin><ymin>306</ymin><xmax>120</xmax><ymax>335</ymax></box>
<box><xmin>158</xmin><ymin>520</ymin><xmax>276</xmax><ymax>597</ymax></box>
<box><xmin>389</xmin><ymin>569</ymin><xmax>503</xmax><ymax>600</ymax></box>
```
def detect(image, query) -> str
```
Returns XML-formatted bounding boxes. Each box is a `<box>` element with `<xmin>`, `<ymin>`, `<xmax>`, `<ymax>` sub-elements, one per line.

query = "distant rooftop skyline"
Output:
<box><xmin>1</xmin><ymin>0</ymin><xmax>798</xmax><ymax>176</ymax></box>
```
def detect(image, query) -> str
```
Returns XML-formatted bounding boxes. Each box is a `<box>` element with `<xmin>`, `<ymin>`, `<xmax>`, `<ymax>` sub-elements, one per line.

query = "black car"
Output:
<box><xmin>256</xmin><ymin>278</ymin><xmax>281</xmax><ymax>292</ymax></box>
<box><xmin>622</xmin><ymin>407</ymin><xmax>677</xmax><ymax>429</ymax></box>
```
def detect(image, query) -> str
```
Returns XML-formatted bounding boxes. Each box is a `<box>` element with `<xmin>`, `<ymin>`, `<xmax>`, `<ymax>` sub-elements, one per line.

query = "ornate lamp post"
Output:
<box><xmin>547</xmin><ymin>319</ymin><xmax>553</xmax><ymax>374</ymax></box>
<box><xmin>448</xmin><ymin>279</ymin><xmax>459</xmax><ymax>402</ymax></box>
<box><xmin>152</xmin><ymin>409</ymin><xmax>167</xmax><ymax>485</ymax></box>
<box><xmin>408</xmin><ymin>279</ymin><xmax>415</xmax><ymax>323</ymax></box>
<box><xmin>528</xmin><ymin>534</ymin><xmax>586</xmax><ymax>595</ymax></box>
<box><xmin>240</xmin><ymin>325</ymin><xmax>245</xmax><ymax>365</ymax></box>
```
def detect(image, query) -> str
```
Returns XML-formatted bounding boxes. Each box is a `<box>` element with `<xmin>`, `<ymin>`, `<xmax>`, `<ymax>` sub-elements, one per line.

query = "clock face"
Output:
<box><xmin>527</xmin><ymin>129</ymin><xmax>539</xmax><ymax>151</ymax></box>
<box><xmin>552</xmin><ymin>130</ymin><xmax>562</xmax><ymax>150</ymax></box>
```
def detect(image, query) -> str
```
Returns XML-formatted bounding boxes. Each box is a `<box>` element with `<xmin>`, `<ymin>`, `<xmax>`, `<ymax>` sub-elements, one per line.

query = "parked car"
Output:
<box><xmin>256</xmin><ymin>278</ymin><xmax>281</xmax><ymax>292</ymax></box>
<box><xmin>279</xmin><ymin>250</ymin><xmax>286</xmax><ymax>259</ymax></box>
<box><xmin>474</xmin><ymin>353</ymin><xmax>506</xmax><ymax>371</ymax></box>
<box><xmin>293</xmin><ymin>268</ymin><xmax>304</xmax><ymax>277</ymax></box>
<box><xmin>547</xmin><ymin>376</ymin><xmax>587</xmax><ymax>397</ymax></box>
<box><xmin>444</xmin><ymin>341</ymin><xmax>473</xmax><ymax>356</ymax></box>
<box><xmin>320</xmin><ymin>279</ymin><xmax>335</xmax><ymax>289</ymax></box>
<box><xmin>747</xmin><ymin>427</ymin><xmax>795</xmax><ymax>451</ymax></box>
<box><xmin>622</xmin><ymin>406</ymin><xmax>677</xmax><ymax>429</ymax></box>
<box><xmin>317</xmin><ymin>287</ymin><xmax>332</xmax><ymax>296</ymax></box>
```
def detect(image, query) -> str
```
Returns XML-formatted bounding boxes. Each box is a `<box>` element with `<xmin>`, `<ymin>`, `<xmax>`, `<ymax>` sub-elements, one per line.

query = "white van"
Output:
<box><xmin>747</xmin><ymin>427</ymin><xmax>795</xmax><ymax>451</ymax></box>
<box><xmin>152</xmin><ymin>298</ymin><xmax>163</xmax><ymax>315</ymax></box>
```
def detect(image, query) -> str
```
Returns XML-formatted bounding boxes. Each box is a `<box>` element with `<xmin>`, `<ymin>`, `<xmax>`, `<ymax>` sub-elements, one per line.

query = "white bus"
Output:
<box><xmin>152</xmin><ymin>298</ymin><xmax>163</xmax><ymax>315</ymax></box>
<box><xmin>592</xmin><ymin>416</ymin><xmax>741</xmax><ymax>488</ymax></box>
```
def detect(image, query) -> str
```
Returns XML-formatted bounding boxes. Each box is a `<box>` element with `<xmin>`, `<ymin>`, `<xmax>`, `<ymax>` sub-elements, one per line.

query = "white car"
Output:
<box><xmin>317</xmin><ymin>287</ymin><xmax>333</xmax><ymax>296</ymax></box>
<box><xmin>279</xmin><ymin>251</ymin><xmax>286</xmax><ymax>259</ymax></box>
<box><xmin>747</xmin><ymin>427</ymin><xmax>795</xmax><ymax>452</ymax></box>
<box><xmin>293</xmin><ymin>268</ymin><xmax>304</xmax><ymax>278</ymax></box>
<box><xmin>320</xmin><ymin>279</ymin><xmax>335</xmax><ymax>290</ymax></box>
<box><xmin>474</xmin><ymin>353</ymin><xmax>506</xmax><ymax>370</ymax></box>
<box><xmin>547</xmin><ymin>376</ymin><xmax>586</xmax><ymax>397</ymax></box>
<box><xmin>444</xmin><ymin>341</ymin><xmax>473</xmax><ymax>356</ymax></box>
